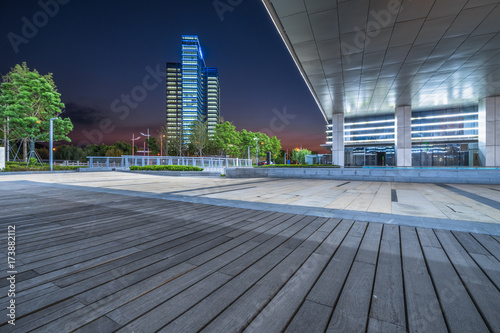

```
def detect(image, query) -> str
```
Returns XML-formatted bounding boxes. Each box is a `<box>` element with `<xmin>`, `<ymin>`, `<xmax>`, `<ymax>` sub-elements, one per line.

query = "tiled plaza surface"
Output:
<box><xmin>0</xmin><ymin>172</ymin><xmax>499</xmax><ymax>332</ymax></box>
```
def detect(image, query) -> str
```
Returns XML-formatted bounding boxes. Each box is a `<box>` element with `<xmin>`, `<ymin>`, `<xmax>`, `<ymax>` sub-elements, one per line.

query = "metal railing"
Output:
<box><xmin>86</xmin><ymin>156</ymin><xmax>253</xmax><ymax>173</ymax></box>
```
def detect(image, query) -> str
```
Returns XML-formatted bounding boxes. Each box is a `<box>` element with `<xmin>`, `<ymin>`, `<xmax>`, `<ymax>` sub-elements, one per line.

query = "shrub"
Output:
<box><xmin>129</xmin><ymin>165</ymin><xmax>204</xmax><ymax>172</ymax></box>
<box><xmin>257</xmin><ymin>164</ymin><xmax>340</xmax><ymax>168</ymax></box>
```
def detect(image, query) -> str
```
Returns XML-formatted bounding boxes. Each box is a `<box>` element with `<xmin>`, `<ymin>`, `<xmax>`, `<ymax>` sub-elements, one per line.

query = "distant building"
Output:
<box><xmin>166</xmin><ymin>35</ymin><xmax>220</xmax><ymax>144</ymax></box>
<box><xmin>166</xmin><ymin>62</ymin><xmax>182</xmax><ymax>142</ymax></box>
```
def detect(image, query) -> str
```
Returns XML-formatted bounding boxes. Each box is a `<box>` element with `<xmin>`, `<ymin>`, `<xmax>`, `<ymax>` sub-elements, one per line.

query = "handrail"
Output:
<box><xmin>86</xmin><ymin>156</ymin><xmax>253</xmax><ymax>171</ymax></box>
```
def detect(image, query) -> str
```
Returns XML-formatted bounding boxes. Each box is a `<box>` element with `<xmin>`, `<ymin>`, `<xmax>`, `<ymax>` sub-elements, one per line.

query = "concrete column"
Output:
<box><xmin>478</xmin><ymin>96</ymin><xmax>500</xmax><ymax>167</ymax></box>
<box><xmin>331</xmin><ymin>113</ymin><xmax>344</xmax><ymax>167</ymax></box>
<box><xmin>0</xmin><ymin>147</ymin><xmax>5</xmax><ymax>170</ymax></box>
<box><xmin>395</xmin><ymin>105</ymin><xmax>412</xmax><ymax>167</ymax></box>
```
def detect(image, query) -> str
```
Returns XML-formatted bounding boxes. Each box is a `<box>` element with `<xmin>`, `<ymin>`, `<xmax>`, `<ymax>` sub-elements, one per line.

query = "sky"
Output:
<box><xmin>0</xmin><ymin>0</ymin><xmax>328</xmax><ymax>153</ymax></box>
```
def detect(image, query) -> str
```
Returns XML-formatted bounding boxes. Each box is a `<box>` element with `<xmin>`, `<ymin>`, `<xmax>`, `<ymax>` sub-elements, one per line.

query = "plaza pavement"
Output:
<box><xmin>1</xmin><ymin>171</ymin><xmax>499</xmax><ymax>235</ymax></box>
<box><xmin>1</xmin><ymin>171</ymin><xmax>500</xmax><ymax>332</ymax></box>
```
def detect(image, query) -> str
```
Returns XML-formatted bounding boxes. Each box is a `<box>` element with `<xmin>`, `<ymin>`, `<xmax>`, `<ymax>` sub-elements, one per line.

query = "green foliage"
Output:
<box><xmin>55</xmin><ymin>144</ymin><xmax>86</xmax><ymax>161</ymax></box>
<box><xmin>0</xmin><ymin>63</ymin><xmax>73</xmax><ymax>147</ymax></box>
<box><xmin>258</xmin><ymin>164</ymin><xmax>340</xmax><ymax>168</ymax></box>
<box><xmin>213</xmin><ymin>121</ymin><xmax>240</xmax><ymax>156</ymax></box>
<box><xmin>112</xmin><ymin>141</ymin><xmax>133</xmax><ymax>155</ymax></box>
<box><xmin>1</xmin><ymin>161</ymin><xmax>82</xmax><ymax>172</ymax></box>
<box><xmin>146</xmin><ymin>137</ymin><xmax>159</xmax><ymax>156</ymax></box>
<box><xmin>36</xmin><ymin>147</ymin><xmax>49</xmax><ymax>160</ymax></box>
<box><xmin>212</xmin><ymin>121</ymin><xmax>282</xmax><ymax>159</ymax></box>
<box><xmin>83</xmin><ymin>144</ymin><xmax>110</xmax><ymax>157</ymax></box>
<box><xmin>291</xmin><ymin>148</ymin><xmax>312</xmax><ymax>164</ymax></box>
<box><xmin>28</xmin><ymin>157</ymin><xmax>38</xmax><ymax>166</ymax></box>
<box><xmin>105</xmin><ymin>147</ymin><xmax>124</xmax><ymax>157</ymax></box>
<box><xmin>129</xmin><ymin>165</ymin><xmax>203</xmax><ymax>171</ymax></box>
<box><xmin>188</xmin><ymin>120</ymin><xmax>209</xmax><ymax>156</ymax></box>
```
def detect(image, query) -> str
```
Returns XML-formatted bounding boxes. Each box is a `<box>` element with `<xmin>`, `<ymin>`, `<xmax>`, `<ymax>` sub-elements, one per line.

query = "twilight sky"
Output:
<box><xmin>1</xmin><ymin>0</ymin><xmax>328</xmax><ymax>152</ymax></box>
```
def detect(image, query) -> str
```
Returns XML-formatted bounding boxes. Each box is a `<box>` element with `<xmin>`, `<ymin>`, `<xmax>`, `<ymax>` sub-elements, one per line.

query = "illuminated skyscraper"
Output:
<box><xmin>206</xmin><ymin>67</ymin><xmax>220</xmax><ymax>136</ymax></box>
<box><xmin>166</xmin><ymin>35</ymin><xmax>220</xmax><ymax>145</ymax></box>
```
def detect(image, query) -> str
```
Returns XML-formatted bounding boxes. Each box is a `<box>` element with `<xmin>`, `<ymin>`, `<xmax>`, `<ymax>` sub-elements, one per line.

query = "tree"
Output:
<box><xmin>213</xmin><ymin>121</ymin><xmax>240</xmax><ymax>156</ymax></box>
<box><xmin>84</xmin><ymin>144</ymin><xmax>109</xmax><ymax>157</ymax></box>
<box><xmin>146</xmin><ymin>137</ymin><xmax>159</xmax><ymax>155</ymax></box>
<box><xmin>0</xmin><ymin>63</ymin><xmax>73</xmax><ymax>161</ymax></box>
<box><xmin>292</xmin><ymin>148</ymin><xmax>312</xmax><ymax>164</ymax></box>
<box><xmin>105</xmin><ymin>147</ymin><xmax>124</xmax><ymax>157</ymax></box>
<box><xmin>112</xmin><ymin>141</ymin><xmax>132</xmax><ymax>155</ymax></box>
<box><xmin>54</xmin><ymin>144</ymin><xmax>86</xmax><ymax>161</ymax></box>
<box><xmin>188</xmin><ymin>120</ymin><xmax>209</xmax><ymax>156</ymax></box>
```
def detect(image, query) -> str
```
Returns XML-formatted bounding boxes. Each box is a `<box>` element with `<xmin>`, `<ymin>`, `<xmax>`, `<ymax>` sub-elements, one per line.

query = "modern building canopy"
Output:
<box><xmin>262</xmin><ymin>0</ymin><xmax>500</xmax><ymax>167</ymax></box>
<box><xmin>262</xmin><ymin>0</ymin><xmax>500</xmax><ymax>121</ymax></box>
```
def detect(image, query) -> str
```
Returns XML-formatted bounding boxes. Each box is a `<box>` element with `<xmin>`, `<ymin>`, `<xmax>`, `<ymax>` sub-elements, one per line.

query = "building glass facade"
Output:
<box><xmin>206</xmin><ymin>67</ymin><xmax>220</xmax><ymax>136</ymax></box>
<box><xmin>166</xmin><ymin>35</ymin><xmax>220</xmax><ymax>144</ymax></box>
<box><xmin>166</xmin><ymin>63</ymin><xmax>182</xmax><ymax>142</ymax></box>
<box><xmin>325</xmin><ymin>105</ymin><xmax>479</xmax><ymax>167</ymax></box>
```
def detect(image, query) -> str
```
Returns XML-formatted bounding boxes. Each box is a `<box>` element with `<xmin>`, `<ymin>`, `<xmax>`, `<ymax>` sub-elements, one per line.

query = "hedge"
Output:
<box><xmin>129</xmin><ymin>165</ymin><xmax>204</xmax><ymax>171</ymax></box>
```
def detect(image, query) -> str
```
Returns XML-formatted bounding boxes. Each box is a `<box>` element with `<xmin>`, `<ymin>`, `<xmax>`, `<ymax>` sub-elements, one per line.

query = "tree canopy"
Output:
<box><xmin>291</xmin><ymin>148</ymin><xmax>312</xmax><ymax>164</ymax></box>
<box><xmin>212</xmin><ymin>121</ymin><xmax>282</xmax><ymax>159</ymax></box>
<box><xmin>0</xmin><ymin>63</ymin><xmax>73</xmax><ymax>160</ymax></box>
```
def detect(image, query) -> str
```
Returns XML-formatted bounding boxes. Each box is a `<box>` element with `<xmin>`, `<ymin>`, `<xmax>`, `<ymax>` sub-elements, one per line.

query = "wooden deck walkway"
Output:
<box><xmin>1</xmin><ymin>181</ymin><xmax>499</xmax><ymax>332</ymax></box>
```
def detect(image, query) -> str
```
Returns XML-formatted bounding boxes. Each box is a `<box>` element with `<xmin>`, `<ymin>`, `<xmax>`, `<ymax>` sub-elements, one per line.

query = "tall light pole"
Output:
<box><xmin>6</xmin><ymin>117</ymin><xmax>9</xmax><ymax>162</ymax></box>
<box><xmin>140</xmin><ymin>128</ymin><xmax>151</xmax><ymax>156</ymax></box>
<box><xmin>161</xmin><ymin>134</ymin><xmax>165</xmax><ymax>156</ymax></box>
<box><xmin>132</xmin><ymin>133</ymin><xmax>141</xmax><ymax>157</ymax></box>
<box><xmin>254</xmin><ymin>137</ymin><xmax>258</xmax><ymax>165</ymax></box>
<box><xmin>49</xmin><ymin>118</ymin><xmax>58</xmax><ymax>171</ymax></box>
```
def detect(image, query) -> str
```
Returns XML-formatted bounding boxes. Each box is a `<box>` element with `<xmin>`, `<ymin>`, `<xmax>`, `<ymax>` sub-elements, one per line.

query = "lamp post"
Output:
<box><xmin>161</xmin><ymin>134</ymin><xmax>165</xmax><ymax>156</ymax></box>
<box><xmin>140</xmin><ymin>128</ymin><xmax>151</xmax><ymax>156</ymax></box>
<box><xmin>132</xmin><ymin>133</ymin><xmax>141</xmax><ymax>157</ymax></box>
<box><xmin>49</xmin><ymin>117</ymin><xmax>58</xmax><ymax>172</ymax></box>
<box><xmin>254</xmin><ymin>137</ymin><xmax>258</xmax><ymax>165</ymax></box>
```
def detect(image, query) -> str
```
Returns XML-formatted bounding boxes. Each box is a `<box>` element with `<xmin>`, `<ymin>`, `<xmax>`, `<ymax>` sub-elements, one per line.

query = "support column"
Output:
<box><xmin>0</xmin><ymin>147</ymin><xmax>5</xmax><ymax>170</ymax></box>
<box><xmin>331</xmin><ymin>113</ymin><xmax>344</xmax><ymax>167</ymax></box>
<box><xmin>396</xmin><ymin>105</ymin><xmax>412</xmax><ymax>167</ymax></box>
<box><xmin>478</xmin><ymin>97</ymin><xmax>500</xmax><ymax>167</ymax></box>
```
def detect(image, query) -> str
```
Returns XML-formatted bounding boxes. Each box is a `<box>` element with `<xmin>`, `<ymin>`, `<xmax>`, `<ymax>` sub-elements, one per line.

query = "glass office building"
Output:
<box><xmin>166</xmin><ymin>35</ymin><xmax>220</xmax><ymax>144</ymax></box>
<box><xmin>325</xmin><ymin>105</ymin><xmax>479</xmax><ymax>167</ymax></box>
<box><xmin>206</xmin><ymin>67</ymin><xmax>220</xmax><ymax>136</ymax></box>
<box><xmin>166</xmin><ymin>63</ymin><xmax>182</xmax><ymax>142</ymax></box>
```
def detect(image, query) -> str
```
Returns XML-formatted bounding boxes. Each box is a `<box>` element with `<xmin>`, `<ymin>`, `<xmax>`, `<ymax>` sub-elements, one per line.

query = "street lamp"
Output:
<box><xmin>140</xmin><ymin>128</ymin><xmax>151</xmax><ymax>156</ymax></box>
<box><xmin>254</xmin><ymin>137</ymin><xmax>258</xmax><ymax>165</ymax></box>
<box><xmin>161</xmin><ymin>134</ymin><xmax>166</xmax><ymax>156</ymax></box>
<box><xmin>131</xmin><ymin>133</ymin><xmax>141</xmax><ymax>157</ymax></box>
<box><xmin>49</xmin><ymin>117</ymin><xmax>58</xmax><ymax>172</ymax></box>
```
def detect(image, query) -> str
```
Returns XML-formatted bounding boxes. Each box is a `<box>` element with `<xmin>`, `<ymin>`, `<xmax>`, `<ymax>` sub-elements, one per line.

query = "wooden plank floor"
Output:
<box><xmin>0</xmin><ymin>181</ymin><xmax>499</xmax><ymax>332</ymax></box>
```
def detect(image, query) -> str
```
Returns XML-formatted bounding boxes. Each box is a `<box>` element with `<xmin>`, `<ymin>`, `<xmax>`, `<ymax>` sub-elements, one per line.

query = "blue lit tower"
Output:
<box><xmin>167</xmin><ymin>35</ymin><xmax>220</xmax><ymax>145</ymax></box>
